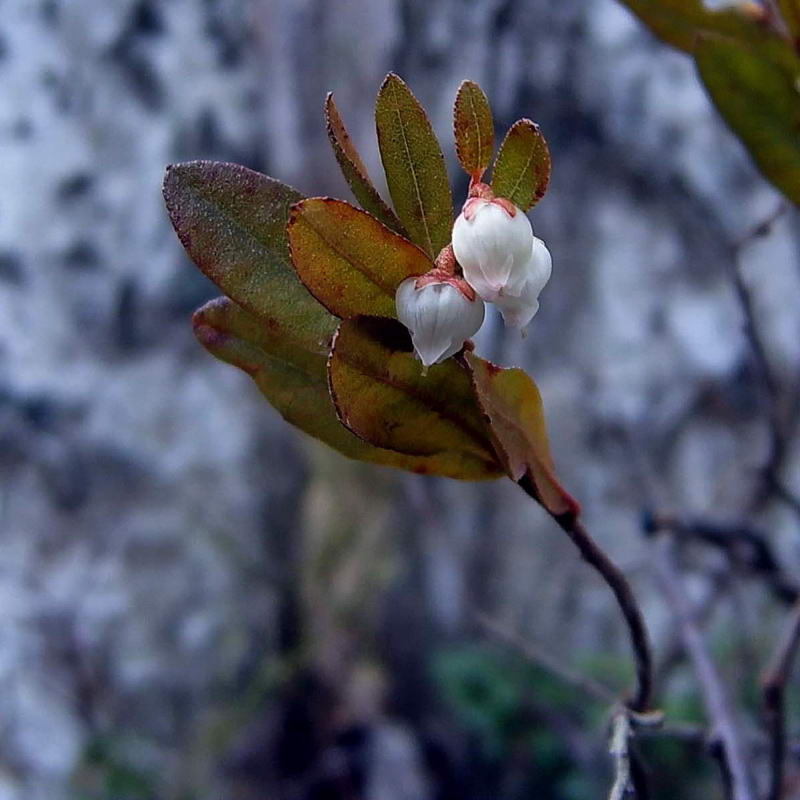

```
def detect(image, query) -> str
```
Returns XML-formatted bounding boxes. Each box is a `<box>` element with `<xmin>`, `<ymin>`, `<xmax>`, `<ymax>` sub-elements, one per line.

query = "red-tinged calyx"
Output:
<box><xmin>414</xmin><ymin>268</ymin><xmax>477</xmax><ymax>302</ymax></box>
<box><xmin>464</xmin><ymin>182</ymin><xmax>517</xmax><ymax>220</ymax></box>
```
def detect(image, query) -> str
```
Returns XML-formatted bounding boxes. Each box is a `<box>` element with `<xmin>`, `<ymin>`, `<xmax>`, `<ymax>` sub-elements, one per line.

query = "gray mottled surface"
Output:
<box><xmin>1</xmin><ymin>0</ymin><xmax>799</xmax><ymax>798</ymax></box>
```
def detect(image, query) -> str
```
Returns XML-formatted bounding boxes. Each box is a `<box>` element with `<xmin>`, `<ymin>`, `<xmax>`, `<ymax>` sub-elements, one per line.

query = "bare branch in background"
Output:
<box><xmin>726</xmin><ymin>203</ymin><xmax>800</xmax><ymax>517</ymax></box>
<box><xmin>644</xmin><ymin>513</ymin><xmax>799</xmax><ymax>606</ymax></box>
<box><xmin>652</xmin><ymin>534</ymin><xmax>756</xmax><ymax>800</ymax></box>
<box><xmin>475</xmin><ymin>612</ymin><xmax>618</xmax><ymax>705</ymax></box>
<box><xmin>608</xmin><ymin>711</ymin><xmax>632</xmax><ymax>800</ymax></box>
<box><xmin>762</xmin><ymin>599</ymin><xmax>800</xmax><ymax>800</ymax></box>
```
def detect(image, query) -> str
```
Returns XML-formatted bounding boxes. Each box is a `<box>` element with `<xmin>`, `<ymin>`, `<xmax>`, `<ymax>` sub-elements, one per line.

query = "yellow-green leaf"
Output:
<box><xmin>375</xmin><ymin>73</ymin><xmax>454</xmax><ymax>259</ymax></box>
<box><xmin>491</xmin><ymin>119</ymin><xmax>551</xmax><ymax>211</ymax></box>
<box><xmin>466</xmin><ymin>353</ymin><xmax>579</xmax><ymax>518</ymax></box>
<box><xmin>453</xmin><ymin>80</ymin><xmax>494</xmax><ymax>180</ymax></box>
<box><xmin>163</xmin><ymin>161</ymin><xmax>334</xmax><ymax>346</ymax></box>
<box><xmin>194</xmin><ymin>297</ymin><xmax>482</xmax><ymax>477</ymax></box>
<box><xmin>615</xmin><ymin>0</ymin><xmax>770</xmax><ymax>53</ymax></box>
<box><xmin>325</xmin><ymin>93</ymin><xmax>407</xmax><ymax>236</ymax></box>
<box><xmin>288</xmin><ymin>197</ymin><xmax>432</xmax><ymax>319</ymax></box>
<box><xmin>696</xmin><ymin>35</ymin><xmax>800</xmax><ymax>205</ymax></box>
<box><xmin>328</xmin><ymin>317</ymin><xmax>502</xmax><ymax>480</ymax></box>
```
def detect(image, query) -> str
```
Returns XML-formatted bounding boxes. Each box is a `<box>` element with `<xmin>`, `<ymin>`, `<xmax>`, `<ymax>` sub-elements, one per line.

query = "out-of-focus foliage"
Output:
<box><xmin>616</xmin><ymin>0</ymin><xmax>800</xmax><ymax>204</ymax></box>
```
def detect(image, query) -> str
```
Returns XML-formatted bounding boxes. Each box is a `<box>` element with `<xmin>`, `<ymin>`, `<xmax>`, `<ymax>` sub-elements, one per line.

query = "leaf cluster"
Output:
<box><xmin>163</xmin><ymin>75</ymin><xmax>577</xmax><ymax>517</ymax></box>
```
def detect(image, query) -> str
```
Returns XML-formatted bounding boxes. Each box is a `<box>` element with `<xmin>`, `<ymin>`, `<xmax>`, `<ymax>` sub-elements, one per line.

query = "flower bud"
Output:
<box><xmin>494</xmin><ymin>236</ymin><xmax>552</xmax><ymax>330</ymax></box>
<box><xmin>451</xmin><ymin>197</ymin><xmax>534</xmax><ymax>302</ymax></box>
<box><xmin>396</xmin><ymin>274</ymin><xmax>485</xmax><ymax>367</ymax></box>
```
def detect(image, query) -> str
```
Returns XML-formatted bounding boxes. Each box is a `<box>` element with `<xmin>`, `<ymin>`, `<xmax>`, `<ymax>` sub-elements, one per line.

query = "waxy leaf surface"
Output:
<box><xmin>194</xmin><ymin>297</ymin><xmax>483</xmax><ymax>477</ymax></box>
<box><xmin>325</xmin><ymin>93</ymin><xmax>407</xmax><ymax>235</ymax></box>
<box><xmin>696</xmin><ymin>36</ymin><xmax>800</xmax><ymax>205</ymax></box>
<box><xmin>491</xmin><ymin>119</ymin><xmax>551</xmax><ymax>211</ymax></box>
<box><xmin>375</xmin><ymin>74</ymin><xmax>454</xmax><ymax>259</ymax></box>
<box><xmin>288</xmin><ymin>198</ymin><xmax>432</xmax><ymax>319</ymax></box>
<box><xmin>453</xmin><ymin>80</ymin><xmax>494</xmax><ymax>179</ymax></box>
<box><xmin>163</xmin><ymin>161</ymin><xmax>335</xmax><ymax>345</ymax></box>
<box><xmin>329</xmin><ymin>317</ymin><xmax>502</xmax><ymax>480</ymax></box>
<box><xmin>466</xmin><ymin>353</ymin><xmax>579</xmax><ymax>517</ymax></box>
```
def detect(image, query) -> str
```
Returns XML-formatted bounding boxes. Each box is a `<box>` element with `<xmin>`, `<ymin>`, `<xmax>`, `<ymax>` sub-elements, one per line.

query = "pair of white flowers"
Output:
<box><xmin>396</xmin><ymin>194</ymin><xmax>552</xmax><ymax>367</ymax></box>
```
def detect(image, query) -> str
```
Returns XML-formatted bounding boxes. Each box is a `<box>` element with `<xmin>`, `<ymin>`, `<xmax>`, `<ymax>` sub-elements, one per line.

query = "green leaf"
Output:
<box><xmin>465</xmin><ymin>353</ymin><xmax>579</xmax><ymax>517</ymax></box>
<box><xmin>328</xmin><ymin>317</ymin><xmax>503</xmax><ymax>480</ymax></box>
<box><xmin>375</xmin><ymin>73</ymin><xmax>454</xmax><ymax>259</ymax></box>
<box><xmin>288</xmin><ymin>197</ymin><xmax>432</xmax><ymax>319</ymax></box>
<box><xmin>163</xmin><ymin>161</ymin><xmax>334</xmax><ymax>346</ymax></box>
<box><xmin>194</xmin><ymin>297</ymin><xmax>482</xmax><ymax>477</ymax></box>
<box><xmin>615</xmin><ymin>0</ymin><xmax>770</xmax><ymax>53</ymax></box>
<box><xmin>453</xmin><ymin>80</ymin><xmax>495</xmax><ymax>180</ymax></box>
<box><xmin>325</xmin><ymin>93</ymin><xmax>407</xmax><ymax>236</ymax></box>
<box><xmin>696</xmin><ymin>35</ymin><xmax>800</xmax><ymax>205</ymax></box>
<box><xmin>491</xmin><ymin>119</ymin><xmax>551</xmax><ymax>211</ymax></box>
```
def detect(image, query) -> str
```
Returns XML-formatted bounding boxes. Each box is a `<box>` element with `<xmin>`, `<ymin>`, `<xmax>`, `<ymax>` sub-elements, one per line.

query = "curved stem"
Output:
<box><xmin>518</xmin><ymin>477</ymin><xmax>654</xmax><ymax>712</ymax></box>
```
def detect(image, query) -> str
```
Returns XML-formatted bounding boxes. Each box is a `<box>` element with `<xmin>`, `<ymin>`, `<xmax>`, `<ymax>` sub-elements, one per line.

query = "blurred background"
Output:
<box><xmin>2</xmin><ymin>0</ymin><xmax>800</xmax><ymax>798</ymax></box>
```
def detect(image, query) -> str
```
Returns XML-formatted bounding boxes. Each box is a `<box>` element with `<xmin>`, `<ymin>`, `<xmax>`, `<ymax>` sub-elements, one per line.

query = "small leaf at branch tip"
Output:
<box><xmin>325</xmin><ymin>92</ymin><xmax>408</xmax><ymax>234</ymax></box>
<box><xmin>454</xmin><ymin>79</ymin><xmax>494</xmax><ymax>179</ymax></box>
<box><xmin>491</xmin><ymin>119</ymin><xmax>551</xmax><ymax>211</ymax></box>
<box><xmin>375</xmin><ymin>72</ymin><xmax>453</xmax><ymax>258</ymax></box>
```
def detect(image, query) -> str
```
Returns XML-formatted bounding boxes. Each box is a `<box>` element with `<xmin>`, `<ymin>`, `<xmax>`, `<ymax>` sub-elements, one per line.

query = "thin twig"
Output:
<box><xmin>762</xmin><ymin>599</ymin><xmax>800</xmax><ymax>800</ymax></box>
<box><xmin>645</xmin><ymin>513</ymin><xmax>799</xmax><ymax>606</ymax></box>
<box><xmin>652</xmin><ymin>534</ymin><xmax>756</xmax><ymax>800</ymax></box>
<box><xmin>727</xmin><ymin>203</ymin><xmax>796</xmax><ymax>513</ymax></box>
<box><xmin>529</xmin><ymin>496</ymin><xmax>654</xmax><ymax>713</ymax></box>
<box><xmin>608</xmin><ymin>711</ymin><xmax>632</xmax><ymax>800</ymax></box>
<box><xmin>475</xmin><ymin>612</ymin><xmax>618</xmax><ymax>705</ymax></box>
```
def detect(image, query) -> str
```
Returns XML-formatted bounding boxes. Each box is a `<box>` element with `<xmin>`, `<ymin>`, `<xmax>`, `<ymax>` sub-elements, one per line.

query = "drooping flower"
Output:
<box><xmin>494</xmin><ymin>236</ymin><xmax>552</xmax><ymax>330</ymax></box>
<box><xmin>396</xmin><ymin>272</ymin><xmax>485</xmax><ymax>367</ymax></box>
<box><xmin>451</xmin><ymin>189</ymin><xmax>534</xmax><ymax>303</ymax></box>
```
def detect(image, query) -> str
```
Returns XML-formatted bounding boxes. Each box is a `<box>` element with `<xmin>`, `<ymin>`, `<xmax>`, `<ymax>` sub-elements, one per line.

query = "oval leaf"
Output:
<box><xmin>491</xmin><ymin>119</ymin><xmax>551</xmax><ymax>211</ymax></box>
<box><xmin>163</xmin><ymin>161</ymin><xmax>335</xmax><ymax>345</ymax></box>
<box><xmin>325</xmin><ymin>93</ymin><xmax>407</xmax><ymax>235</ymax></box>
<box><xmin>288</xmin><ymin>197</ymin><xmax>432</xmax><ymax>319</ymax></box>
<box><xmin>454</xmin><ymin>80</ymin><xmax>495</xmax><ymax>180</ymax></box>
<box><xmin>696</xmin><ymin>36</ymin><xmax>800</xmax><ymax>205</ymax></box>
<box><xmin>375</xmin><ymin>73</ymin><xmax>454</xmax><ymax>259</ymax></box>
<box><xmin>328</xmin><ymin>317</ymin><xmax>502</xmax><ymax>480</ymax></box>
<box><xmin>194</xmin><ymin>297</ymin><xmax>480</xmax><ymax>477</ymax></box>
<box><xmin>465</xmin><ymin>352</ymin><xmax>579</xmax><ymax>517</ymax></box>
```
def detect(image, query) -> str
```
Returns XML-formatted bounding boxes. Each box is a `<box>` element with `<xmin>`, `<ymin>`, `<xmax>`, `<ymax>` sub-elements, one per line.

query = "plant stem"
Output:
<box><xmin>518</xmin><ymin>477</ymin><xmax>654</xmax><ymax>713</ymax></box>
<box><xmin>762</xmin><ymin>599</ymin><xmax>800</xmax><ymax>800</ymax></box>
<box><xmin>653</xmin><ymin>535</ymin><xmax>756</xmax><ymax>800</ymax></box>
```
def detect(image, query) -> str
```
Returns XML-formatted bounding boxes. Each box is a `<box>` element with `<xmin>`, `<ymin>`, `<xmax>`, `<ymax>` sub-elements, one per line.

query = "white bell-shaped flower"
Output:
<box><xmin>494</xmin><ymin>237</ymin><xmax>552</xmax><ymax>330</ymax></box>
<box><xmin>396</xmin><ymin>276</ymin><xmax>485</xmax><ymax>367</ymax></box>
<box><xmin>452</xmin><ymin>198</ymin><xmax>534</xmax><ymax>302</ymax></box>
